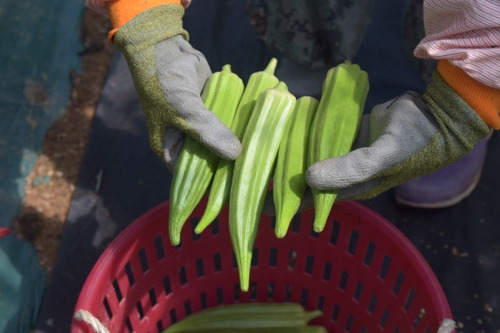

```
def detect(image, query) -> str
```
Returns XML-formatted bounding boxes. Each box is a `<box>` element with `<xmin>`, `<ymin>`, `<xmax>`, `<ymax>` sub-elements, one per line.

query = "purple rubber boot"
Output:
<box><xmin>394</xmin><ymin>134</ymin><xmax>491</xmax><ymax>208</ymax></box>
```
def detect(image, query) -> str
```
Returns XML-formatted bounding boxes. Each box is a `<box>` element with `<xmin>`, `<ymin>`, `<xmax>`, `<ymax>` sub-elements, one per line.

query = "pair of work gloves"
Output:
<box><xmin>112</xmin><ymin>4</ymin><xmax>492</xmax><ymax>204</ymax></box>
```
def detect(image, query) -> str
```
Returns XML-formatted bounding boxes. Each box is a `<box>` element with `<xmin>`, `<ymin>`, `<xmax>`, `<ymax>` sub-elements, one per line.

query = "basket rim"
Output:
<box><xmin>72</xmin><ymin>200</ymin><xmax>453</xmax><ymax>329</ymax></box>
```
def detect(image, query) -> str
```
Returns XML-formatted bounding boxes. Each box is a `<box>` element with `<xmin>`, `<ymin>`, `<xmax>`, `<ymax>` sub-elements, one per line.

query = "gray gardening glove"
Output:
<box><xmin>113</xmin><ymin>5</ymin><xmax>241</xmax><ymax>171</ymax></box>
<box><xmin>305</xmin><ymin>72</ymin><xmax>491</xmax><ymax>201</ymax></box>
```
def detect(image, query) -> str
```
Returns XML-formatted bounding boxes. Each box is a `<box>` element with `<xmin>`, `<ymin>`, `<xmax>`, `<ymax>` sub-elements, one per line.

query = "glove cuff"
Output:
<box><xmin>424</xmin><ymin>71</ymin><xmax>491</xmax><ymax>150</ymax></box>
<box><xmin>108</xmin><ymin>0</ymin><xmax>181</xmax><ymax>41</ymax></box>
<box><xmin>437</xmin><ymin>59</ymin><xmax>500</xmax><ymax>129</ymax></box>
<box><xmin>113</xmin><ymin>4</ymin><xmax>188</xmax><ymax>50</ymax></box>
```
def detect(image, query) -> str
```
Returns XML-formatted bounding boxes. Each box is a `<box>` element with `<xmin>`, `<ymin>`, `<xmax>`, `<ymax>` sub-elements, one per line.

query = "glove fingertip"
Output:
<box><xmin>305</xmin><ymin>162</ymin><xmax>331</xmax><ymax>190</ymax></box>
<box><xmin>218</xmin><ymin>138</ymin><xmax>242</xmax><ymax>160</ymax></box>
<box><xmin>202</xmin><ymin>132</ymin><xmax>241</xmax><ymax>160</ymax></box>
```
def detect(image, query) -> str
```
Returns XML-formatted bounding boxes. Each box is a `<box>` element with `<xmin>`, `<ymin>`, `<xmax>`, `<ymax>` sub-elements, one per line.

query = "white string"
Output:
<box><xmin>74</xmin><ymin>310</ymin><xmax>110</xmax><ymax>333</ymax></box>
<box><xmin>438</xmin><ymin>319</ymin><xmax>456</xmax><ymax>333</ymax></box>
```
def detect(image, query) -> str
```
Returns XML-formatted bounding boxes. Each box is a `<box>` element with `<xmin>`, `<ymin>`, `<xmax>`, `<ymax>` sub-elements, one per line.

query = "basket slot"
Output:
<box><xmin>250</xmin><ymin>281</ymin><xmax>260</xmax><ymax>300</ymax></box>
<box><xmin>412</xmin><ymin>307</ymin><xmax>427</xmax><ymax>331</ymax></box>
<box><xmin>267</xmin><ymin>282</ymin><xmax>275</xmax><ymax>300</ymax></box>
<box><xmin>287</xmin><ymin>250</ymin><xmax>297</xmax><ymax>270</ymax></box>
<box><xmin>354</xmin><ymin>281</ymin><xmax>364</xmax><ymax>301</ymax></box>
<box><xmin>347</xmin><ymin>230</ymin><xmax>359</xmax><ymax>255</ymax></box>
<box><xmin>169</xmin><ymin>308</ymin><xmax>178</xmax><ymax>325</ymax></box>
<box><xmin>364</xmin><ymin>241</ymin><xmax>376</xmax><ymax>266</ymax></box>
<box><xmin>367</xmin><ymin>294</ymin><xmax>377</xmax><ymax>314</ymax></box>
<box><xmin>317</xmin><ymin>294</ymin><xmax>325</xmax><ymax>311</ymax></box>
<box><xmin>302</xmin><ymin>288</ymin><xmax>313</xmax><ymax>308</ymax></box>
<box><xmin>268</xmin><ymin>247</ymin><xmax>278</xmax><ymax>267</ymax></box>
<box><xmin>199</xmin><ymin>292</ymin><xmax>208</xmax><ymax>309</ymax></box>
<box><xmin>339</xmin><ymin>270</ymin><xmax>349</xmax><ymax>291</ymax></box>
<box><xmin>135</xmin><ymin>301</ymin><xmax>144</xmax><ymax>319</ymax></box>
<box><xmin>345</xmin><ymin>313</ymin><xmax>354</xmax><ymax>331</ymax></box>
<box><xmin>393</xmin><ymin>271</ymin><xmax>405</xmax><ymax>295</ymax></box>
<box><xmin>209</xmin><ymin>218</ymin><xmax>220</xmax><ymax>235</ymax></box>
<box><xmin>178</xmin><ymin>266</ymin><xmax>188</xmax><ymax>285</ymax></box>
<box><xmin>184</xmin><ymin>299</ymin><xmax>192</xmax><ymax>316</ymax></box>
<box><xmin>251</xmin><ymin>247</ymin><xmax>259</xmax><ymax>267</ymax></box>
<box><xmin>322</xmin><ymin>261</ymin><xmax>333</xmax><ymax>281</ymax></box>
<box><xmin>124</xmin><ymin>317</ymin><xmax>133</xmax><ymax>332</ymax></box>
<box><xmin>156</xmin><ymin>320</ymin><xmax>164</xmax><ymax>332</ymax></box>
<box><xmin>231</xmin><ymin>252</ymin><xmax>237</xmax><ymax>269</ymax></box>
<box><xmin>329</xmin><ymin>220</ymin><xmax>341</xmax><ymax>245</ymax></box>
<box><xmin>154</xmin><ymin>235</ymin><xmax>166</xmax><ymax>260</ymax></box>
<box><xmin>125</xmin><ymin>262</ymin><xmax>135</xmax><ymax>286</ymax></box>
<box><xmin>290</xmin><ymin>214</ymin><xmax>301</xmax><ymax>233</ymax></box>
<box><xmin>195</xmin><ymin>257</ymin><xmax>204</xmax><ymax>277</ymax></box>
<box><xmin>304</xmin><ymin>254</ymin><xmax>315</xmax><ymax>275</ymax></box>
<box><xmin>213</xmin><ymin>252</ymin><xmax>222</xmax><ymax>272</ymax></box>
<box><xmin>284</xmin><ymin>284</ymin><xmax>293</xmax><ymax>302</ymax></box>
<box><xmin>216</xmin><ymin>285</ymin><xmax>224</xmax><ymax>304</ymax></box>
<box><xmin>103</xmin><ymin>297</ymin><xmax>113</xmax><ymax>320</ymax></box>
<box><xmin>149</xmin><ymin>287</ymin><xmax>158</xmax><ymax>306</ymax></box>
<box><xmin>112</xmin><ymin>279</ymin><xmax>123</xmax><ymax>302</ymax></box>
<box><xmin>233</xmin><ymin>283</ymin><xmax>241</xmax><ymax>301</ymax></box>
<box><xmin>379</xmin><ymin>309</ymin><xmax>390</xmax><ymax>329</ymax></box>
<box><xmin>378</xmin><ymin>255</ymin><xmax>392</xmax><ymax>280</ymax></box>
<box><xmin>331</xmin><ymin>303</ymin><xmax>340</xmax><ymax>322</ymax></box>
<box><xmin>138</xmin><ymin>248</ymin><xmax>149</xmax><ymax>273</ymax></box>
<box><xmin>162</xmin><ymin>275</ymin><xmax>172</xmax><ymax>295</ymax></box>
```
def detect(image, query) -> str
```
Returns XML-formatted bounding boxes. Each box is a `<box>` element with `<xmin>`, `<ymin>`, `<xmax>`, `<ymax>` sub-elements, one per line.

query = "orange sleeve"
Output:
<box><xmin>437</xmin><ymin>60</ymin><xmax>500</xmax><ymax>130</ymax></box>
<box><xmin>107</xmin><ymin>0</ymin><xmax>181</xmax><ymax>40</ymax></box>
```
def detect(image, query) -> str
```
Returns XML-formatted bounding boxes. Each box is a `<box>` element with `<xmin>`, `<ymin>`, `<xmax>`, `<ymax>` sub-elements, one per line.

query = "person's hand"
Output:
<box><xmin>113</xmin><ymin>5</ymin><xmax>241</xmax><ymax>171</ymax></box>
<box><xmin>306</xmin><ymin>72</ymin><xmax>491</xmax><ymax>201</ymax></box>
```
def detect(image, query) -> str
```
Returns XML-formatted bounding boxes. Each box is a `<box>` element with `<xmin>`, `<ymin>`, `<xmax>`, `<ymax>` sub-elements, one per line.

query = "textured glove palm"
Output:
<box><xmin>113</xmin><ymin>5</ymin><xmax>241</xmax><ymax>171</ymax></box>
<box><xmin>306</xmin><ymin>72</ymin><xmax>491</xmax><ymax>201</ymax></box>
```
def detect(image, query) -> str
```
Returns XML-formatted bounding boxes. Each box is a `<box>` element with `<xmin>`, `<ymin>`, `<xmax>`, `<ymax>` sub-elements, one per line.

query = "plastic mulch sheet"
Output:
<box><xmin>0</xmin><ymin>0</ymin><xmax>84</xmax><ymax>331</ymax></box>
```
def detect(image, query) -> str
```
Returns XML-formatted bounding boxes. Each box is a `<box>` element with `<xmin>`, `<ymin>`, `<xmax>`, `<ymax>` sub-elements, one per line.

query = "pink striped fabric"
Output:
<box><xmin>414</xmin><ymin>0</ymin><xmax>500</xmax><ymax>88</ymax></box>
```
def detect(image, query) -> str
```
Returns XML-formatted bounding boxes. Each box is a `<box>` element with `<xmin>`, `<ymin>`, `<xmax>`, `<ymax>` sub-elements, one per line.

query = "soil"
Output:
<box><xmin>11</xmin><ymin>9</ymin><xmax>114</xmax><ymax>277</ymax></box>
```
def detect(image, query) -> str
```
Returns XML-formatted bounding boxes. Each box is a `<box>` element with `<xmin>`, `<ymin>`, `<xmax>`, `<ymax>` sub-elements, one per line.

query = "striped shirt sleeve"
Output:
<box><xmin>414</xmin><ymin>0</ymin><xmax>500</xmax><ymax>88</ymax></box>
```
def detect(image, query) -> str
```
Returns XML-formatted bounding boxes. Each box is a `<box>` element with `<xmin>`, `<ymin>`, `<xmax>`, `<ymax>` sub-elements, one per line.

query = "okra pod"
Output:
<box><xmin>163</xmin><ymin>302</ymin><xmax>322</xmax><ymax>333</ymax></box>
<box><xmin>230</xmin><ymin>82</ymin><xmax>296</xmax><ymax>291</ymax></box>
<box><xmin>273</xmin><ymin>96</ymin><xmax>319</xmax><ymax>238</ymax></box>
<box><xmin>195</xmin><ymin>58</ymin><xmax>280</xmax><ymax>234</ymax></box>
<box><xmin>308</xmin><ymin>61</ymin><xmax>369</xmax><ymax>233</ymax></box>
<box><xmin>168</xmin><ymin>65</ymin><xmax>244</xmax><ymax>245</ymax></box>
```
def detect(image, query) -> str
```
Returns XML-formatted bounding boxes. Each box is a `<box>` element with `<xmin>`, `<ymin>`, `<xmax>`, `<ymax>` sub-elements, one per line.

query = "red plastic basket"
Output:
<box><xmin>72</xmin><ymin>198</ymin><xmax>453</xmax><ymax>333</ymax></box>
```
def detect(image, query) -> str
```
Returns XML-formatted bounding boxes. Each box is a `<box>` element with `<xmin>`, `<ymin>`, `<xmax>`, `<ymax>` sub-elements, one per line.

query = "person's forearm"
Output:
<box><xmin>415</xmin><ymin>0</ymin><xmax>500</xmax><ymax>129</ymax></box>
<box><xmin>414</xmin><ymin>0</ymin><xmax>500</xmax><ymax>89</ymax></box>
